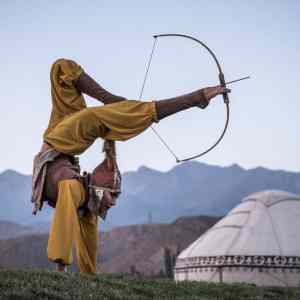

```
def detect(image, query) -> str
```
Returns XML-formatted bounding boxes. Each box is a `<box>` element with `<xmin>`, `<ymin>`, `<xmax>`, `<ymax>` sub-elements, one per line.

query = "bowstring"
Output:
<box><xmin>139</xmin><ymin>37</ymin><xmax>180</xmax><ymax>162</ymax></box>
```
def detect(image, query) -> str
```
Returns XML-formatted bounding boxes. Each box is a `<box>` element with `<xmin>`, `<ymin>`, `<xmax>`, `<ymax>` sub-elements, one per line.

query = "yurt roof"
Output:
<box><xmin>178</xmin><ymin>190</ymin><xmax>300</xmax><ymax>259</ymax></box>
<box><xmin>242</xmin><ymin>190</ymin><xmax>300</xmax><ymax>206</ymax></box>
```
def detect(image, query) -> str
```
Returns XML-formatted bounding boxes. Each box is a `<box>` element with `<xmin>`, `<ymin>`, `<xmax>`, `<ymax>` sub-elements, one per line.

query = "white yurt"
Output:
<box><xmin>174</xmin><ymin>190</ymin><xmax>300</xmax><ymax>287</ymax></box>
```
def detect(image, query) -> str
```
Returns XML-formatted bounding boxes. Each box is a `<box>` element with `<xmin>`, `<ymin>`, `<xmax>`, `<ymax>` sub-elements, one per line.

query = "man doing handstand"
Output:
<box><xmin>32</xmin><ymin>58</ymin><xmax>230</xmax><ymax>274</ymax></box>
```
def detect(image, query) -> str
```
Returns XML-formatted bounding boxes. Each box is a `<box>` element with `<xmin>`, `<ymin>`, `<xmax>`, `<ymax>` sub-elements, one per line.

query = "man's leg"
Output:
<box><xmin>43</xmin><ymin>95</ymin><xmax>204</xmax><ymax>156</ymax></box>
<box><xmin>44</xmin><ymin>84</ymin><xmax>228</xmax><ymax>156</ymax></box>
<box><xmin>47</xmin><ymin>179</ymin><xmax>86</xmax><ymax>269</ymax></box>
<box><xmin>43</xmin><ymin>100</ymin><xmax>159</xmax><ymax>155</ymax></box>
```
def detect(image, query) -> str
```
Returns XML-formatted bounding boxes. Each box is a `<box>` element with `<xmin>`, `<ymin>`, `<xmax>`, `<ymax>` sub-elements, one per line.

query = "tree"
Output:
<box><xmin>163</xmin><ymin>244</ymin><xmax>181</xmax><ymax>278</ymax></box>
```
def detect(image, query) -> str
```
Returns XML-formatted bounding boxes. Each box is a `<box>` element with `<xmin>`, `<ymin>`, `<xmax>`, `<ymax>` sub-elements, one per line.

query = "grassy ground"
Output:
<box><xmin>0</xmin><ymin>269</ymin><xmax>299</xmax><ymax>300</ymax></box>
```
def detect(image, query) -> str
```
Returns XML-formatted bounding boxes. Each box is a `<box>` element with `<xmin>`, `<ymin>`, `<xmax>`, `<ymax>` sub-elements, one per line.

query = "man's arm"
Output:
<box><xmin>74</xmin><ymin>72</ymin><xmax>126</xmax><ymax>104</ymax></box>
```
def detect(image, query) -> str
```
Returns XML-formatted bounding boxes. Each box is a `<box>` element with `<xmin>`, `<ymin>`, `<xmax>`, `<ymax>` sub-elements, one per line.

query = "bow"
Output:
<box><xmin>139</xmin><ymin>33</ymin><xmax>231</xmax><ymax>163</ymax></box>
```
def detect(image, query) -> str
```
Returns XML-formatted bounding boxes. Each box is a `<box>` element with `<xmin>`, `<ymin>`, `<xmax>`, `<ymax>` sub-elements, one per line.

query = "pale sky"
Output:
<box><xmin>0</xmin><ymin>0</ymin><xmax>299</xmax><ymax>175</ymax></box>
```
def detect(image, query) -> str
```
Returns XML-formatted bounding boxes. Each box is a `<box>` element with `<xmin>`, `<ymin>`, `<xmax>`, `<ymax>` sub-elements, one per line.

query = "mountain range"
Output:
<box><xmin>0</xmin><ymin>162</ymin><xmax>299</xmax><ymax>230</ymax></box>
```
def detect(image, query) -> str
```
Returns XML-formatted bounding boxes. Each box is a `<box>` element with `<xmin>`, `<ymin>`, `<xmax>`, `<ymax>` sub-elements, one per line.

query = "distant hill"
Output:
<box><xmin>0</xmin><ymin>215</ymin><xmax>219</xmax><ymax>275</ymax></box>
<box><xmin>98</xmin><ymin>215</ymin><xmax>218</xmax><ymax>275</ymax></box>
<box><xmin>1</xmin><ymin>162</ymin><xmax>300</xmax><ymax>228</ymax></box>
<box><xmin>0</xmin><ymin>221</ymin><xmax>35</xmax><ymax>240</ymax></box>
<box><xmin>0</xmin><ymin>220</ymin><xmax>52</xmax><ymax>240</ymax></box>
<box><xmin>0</xmin><ymin>170</ymin><xmax>33</xmax><ymax>224</ymax></box>
<box><xmin>0</xmin><ymin>169</ymin><xmax>52</xmax><ymax>225</ymax></box>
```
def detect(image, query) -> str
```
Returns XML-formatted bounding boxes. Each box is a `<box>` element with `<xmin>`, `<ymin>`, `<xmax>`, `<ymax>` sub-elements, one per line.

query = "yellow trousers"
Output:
<box><xmin>43</xmin><ymin>58</ymin><xmax>158</xmax><ymax>156</ymax></box>
<box><xmin>47</xmin><ymin>179</ymin><xmax>98</xmax><ymax>274</ymax></box>
<box><xmin>44</xmin><ymin>58</ymin><xmax>158</xmax><ymax>275</ymax></box>
<box><xmin>44</xmin><ymin>100</ymin><xmax>158</xmax><ymax>156</ymax></box>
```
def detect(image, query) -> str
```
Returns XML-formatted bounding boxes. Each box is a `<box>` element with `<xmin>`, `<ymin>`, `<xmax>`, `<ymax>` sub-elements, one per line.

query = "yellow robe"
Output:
<box><xmin>43</xmin><ymin>58</ymin><xmax>86</xmax><ymax>138</ymax></box>
<box><xmin>45</xmin><ymin>58</ymin><xmax>158</xmax><ymax>275</ymax></box>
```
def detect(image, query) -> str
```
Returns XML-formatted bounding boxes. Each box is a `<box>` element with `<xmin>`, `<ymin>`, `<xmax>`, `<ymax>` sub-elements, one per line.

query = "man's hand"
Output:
<box><xmin>202</xmin><ymin>85</ymin><xmax>231</xmax><ymax>103</ymax></box>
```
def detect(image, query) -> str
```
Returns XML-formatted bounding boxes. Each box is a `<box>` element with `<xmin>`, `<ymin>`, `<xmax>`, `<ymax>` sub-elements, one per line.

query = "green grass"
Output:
<box><xmin>0</xmin><ymin>269</ymin><xmax>299</xmax><ymax>300</ymax></box>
